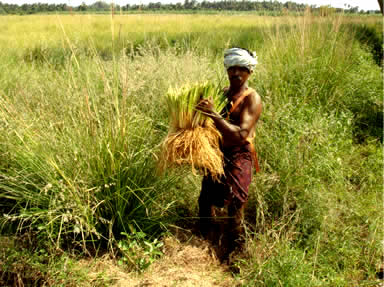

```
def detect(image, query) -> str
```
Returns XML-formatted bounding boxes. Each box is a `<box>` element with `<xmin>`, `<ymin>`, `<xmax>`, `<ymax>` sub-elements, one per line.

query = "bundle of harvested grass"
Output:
<box><xmin>159</xmin><ymin>82</ymin><xmax>227</xmax><ymax>179</ymax></box>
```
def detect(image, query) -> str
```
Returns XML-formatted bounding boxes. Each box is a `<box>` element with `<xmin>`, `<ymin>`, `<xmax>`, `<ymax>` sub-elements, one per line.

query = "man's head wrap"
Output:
<box><xmin>224</xmin><ymin>48</ymin><xmax>258</xmax><ymax>72</ymax></box>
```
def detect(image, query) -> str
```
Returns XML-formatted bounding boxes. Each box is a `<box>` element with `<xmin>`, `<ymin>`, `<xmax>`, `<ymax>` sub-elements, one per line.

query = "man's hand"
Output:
<box><xmin>196</xmin><ymin>97</ymin><xmax>215</xmax><ymax>117</ymax></box>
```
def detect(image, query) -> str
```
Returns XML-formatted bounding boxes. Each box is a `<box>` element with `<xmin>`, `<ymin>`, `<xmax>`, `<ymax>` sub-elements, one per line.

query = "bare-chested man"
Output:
<box><xmin>196</xmin><ymin>47</ymin><xmax>262</xmax><ymax>260</ymax></box>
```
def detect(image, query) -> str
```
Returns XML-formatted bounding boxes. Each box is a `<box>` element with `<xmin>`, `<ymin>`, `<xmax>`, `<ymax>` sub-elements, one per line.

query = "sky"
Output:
<box><xmin>4</xmin><ymin>0</ymin><xmax>380</xmax><ymax>11</ymax></box>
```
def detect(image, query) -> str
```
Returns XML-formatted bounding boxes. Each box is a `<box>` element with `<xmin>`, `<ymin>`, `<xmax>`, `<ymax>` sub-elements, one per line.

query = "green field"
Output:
<box><xmin>0</xmin><ymin>13</ymin><xmax>383</xmax><ymax>286</ymax></box>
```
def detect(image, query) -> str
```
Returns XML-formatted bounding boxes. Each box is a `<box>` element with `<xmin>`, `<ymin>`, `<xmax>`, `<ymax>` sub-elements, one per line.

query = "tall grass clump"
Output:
<box><xmin>0</xmin><ymin>41</ymin><xmax>219</xmax><ymax>254</ymax></box>
<box><xmin>0</xmin><ymin>21</ymin><xmax>230</xmax><ymax>256</ymax></box>
<box><xmin>235</xmin><ymin>14</ymin><xmax>383</xmax><ymax>285</ymax></box>
<box><xmin>159</xmin><ymin>82</ymin><xmax>227</xmax><ymax>179</ymax></box>
<box><xmin>256</xmin><ymin>15</ymin><xmax>382</xmax><ymax>137</ymax></box>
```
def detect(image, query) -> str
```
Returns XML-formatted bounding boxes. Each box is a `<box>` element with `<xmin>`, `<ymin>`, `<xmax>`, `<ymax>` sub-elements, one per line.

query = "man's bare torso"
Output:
<box><xmin>222</xmin><ymin>87</ymin><xmax>260</xmax><ymax>147</ymax></box>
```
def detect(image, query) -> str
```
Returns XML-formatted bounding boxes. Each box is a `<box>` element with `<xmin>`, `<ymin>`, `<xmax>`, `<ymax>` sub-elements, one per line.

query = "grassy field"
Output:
<box><xmin>0</xmin><ymin>13</ymin><xmax>383</xmax><ymax>286</ymax></box>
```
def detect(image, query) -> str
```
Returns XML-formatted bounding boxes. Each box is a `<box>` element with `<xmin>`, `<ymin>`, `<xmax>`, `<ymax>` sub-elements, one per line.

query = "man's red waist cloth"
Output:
<box><xmin>201</xmin><ymin>143</ymin><xmax>254</xmax><ymax>206</ymax></box>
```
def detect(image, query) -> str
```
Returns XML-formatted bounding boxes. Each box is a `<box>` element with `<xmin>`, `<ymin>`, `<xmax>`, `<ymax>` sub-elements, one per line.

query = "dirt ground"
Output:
<box><xmin>82</xmin><ymin>228</ymin><xmax>242</xmax><ymax>287</ymax></box>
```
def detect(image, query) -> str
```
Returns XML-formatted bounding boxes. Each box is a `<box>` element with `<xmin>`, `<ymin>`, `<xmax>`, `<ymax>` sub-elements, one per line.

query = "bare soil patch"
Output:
<box><xmin>81</xmin><ymin>229</ymin><xmax>240</xmax><ymax>287</ymax></box>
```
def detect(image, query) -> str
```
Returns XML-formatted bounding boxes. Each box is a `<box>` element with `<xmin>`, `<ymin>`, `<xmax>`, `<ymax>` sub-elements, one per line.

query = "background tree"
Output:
<box><xmin>378</xmin><ymin>0</ymin><xmax>383</xmax><ymax>14</ymax></box>
<box><xmin>78</xmin><ymin>1</ymin><xmax>87</xmax><ymax>11</ymax></box>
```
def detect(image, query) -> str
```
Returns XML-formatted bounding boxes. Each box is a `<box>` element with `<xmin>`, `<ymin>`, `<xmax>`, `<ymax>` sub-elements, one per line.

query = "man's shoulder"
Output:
<box><xmin>245</xmin><ymin>88</ymin><xmax>261</xmax><ymax>103</ymax></box>
<box><xmin>246</xmin><ymin>87</ymin><xmax>259</xmax><ymax>95</ymax></box>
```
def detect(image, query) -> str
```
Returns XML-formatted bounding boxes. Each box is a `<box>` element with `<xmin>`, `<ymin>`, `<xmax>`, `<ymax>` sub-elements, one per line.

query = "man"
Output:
<box><xmin>196</xmin><ymin>47</ymin><xmax>262</xmax><ymax>260</ymax></box>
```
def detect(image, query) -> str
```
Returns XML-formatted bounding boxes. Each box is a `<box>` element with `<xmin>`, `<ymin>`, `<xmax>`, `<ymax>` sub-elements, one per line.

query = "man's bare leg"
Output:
<box><xmin>226</xmin><ymin>200</ymin><xmax>246</xmax><ymax>256</ymax></box>
<box><xmin>198</xmin><ymin>193</ymin><xmax>216</xmax><ymax>239</ymax></box>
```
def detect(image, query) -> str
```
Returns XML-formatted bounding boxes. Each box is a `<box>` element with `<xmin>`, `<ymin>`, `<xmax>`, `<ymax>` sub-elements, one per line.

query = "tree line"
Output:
<box><xmin>0</xmin><ymin>0</ymin><xmax>381</xmax><ymax>15</ymax></box>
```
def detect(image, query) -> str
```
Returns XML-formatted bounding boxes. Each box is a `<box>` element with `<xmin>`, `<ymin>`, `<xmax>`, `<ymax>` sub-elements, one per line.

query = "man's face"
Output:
<box><xmin>227</xmin><ymin>66</ymin><xmax>251</xmax><ymax>88</ymax></box>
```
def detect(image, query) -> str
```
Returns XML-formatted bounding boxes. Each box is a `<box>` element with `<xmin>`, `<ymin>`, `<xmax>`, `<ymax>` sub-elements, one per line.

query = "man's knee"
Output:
<box><xmin>228</xmin><ymin>200</ymin><xmax>246</xmax><ymax>239</ymax></box>
<box><xmin>228</xmin><ymin>200</ymin><xmax>245</xmax><ymax>222</ymax></box>
<box><xmin>198</xmin><ymin>199</ymin><xmax>215</xmax><ymax>238</ymax></box>
<box><xmin>198</xmin><ymin>192</ymin><xmax>212</xmax><ymax>213</ymax></box>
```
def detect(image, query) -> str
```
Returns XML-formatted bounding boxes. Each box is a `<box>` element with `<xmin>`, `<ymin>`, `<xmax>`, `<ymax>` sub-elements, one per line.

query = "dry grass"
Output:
<box><xmin>79</xmin><ymin>234</ymin><xmax>238</xmax><ymax>287</ymax></box>
<box><xmin>159</xmin><ymin>124</ymin><xmax>224</xmax><ymax>179</ymax></box>
<box><xmin>158</xmin><ymin>82</ymin><xmax>227</xmax><ymax>179</ymax></box>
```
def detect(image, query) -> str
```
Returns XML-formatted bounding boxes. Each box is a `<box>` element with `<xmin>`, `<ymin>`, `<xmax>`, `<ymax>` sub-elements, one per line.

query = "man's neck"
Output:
<box><xmin>228</xmin><ymin>84</ymin><xmax>248</xmax><ymax>100</ymax></box>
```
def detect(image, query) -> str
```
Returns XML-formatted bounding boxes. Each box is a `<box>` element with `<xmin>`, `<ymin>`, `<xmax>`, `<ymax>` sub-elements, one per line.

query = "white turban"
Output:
<box><xmin>223</xmin><ymin>48</ymin><xmax>258</xmax><ymax>72</ymax></box>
